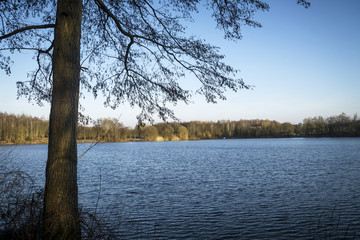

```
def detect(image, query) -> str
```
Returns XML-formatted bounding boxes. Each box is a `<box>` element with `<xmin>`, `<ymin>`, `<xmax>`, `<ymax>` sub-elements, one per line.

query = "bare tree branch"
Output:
<box><xmin>94</xmin><ymin>0</ymin><xmax>132</xmax><ymax>38</ymax></box>
<box><xmin>0</xmin><ymin>24</ymin><xmax>55</xmax><ymax>40</ymax></box>
<box><xmin>94</xmin><ymin>0</ymin><xmax>136</xmax><ymax>72</ymax></box>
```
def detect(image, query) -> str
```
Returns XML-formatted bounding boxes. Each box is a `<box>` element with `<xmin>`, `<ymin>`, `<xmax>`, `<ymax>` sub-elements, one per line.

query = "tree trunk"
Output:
<box><xmin>43</xmin><ymin>0</ymin><xmax>82</xmax><ymax>239</ymax></box>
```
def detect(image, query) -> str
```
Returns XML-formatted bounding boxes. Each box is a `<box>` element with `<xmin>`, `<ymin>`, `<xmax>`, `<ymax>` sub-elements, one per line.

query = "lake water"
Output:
<box><xmin>2</xmin><ymin>138</ymin><xmax>360</xmax><ymax>239</ymax></box>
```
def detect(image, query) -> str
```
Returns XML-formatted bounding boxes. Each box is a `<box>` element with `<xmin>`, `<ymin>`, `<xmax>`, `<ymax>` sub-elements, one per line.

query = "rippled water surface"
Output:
<box><xmin>3</xmin><ymin>138</ymin><xmax>360</xmax><ymax>239</ymax></box>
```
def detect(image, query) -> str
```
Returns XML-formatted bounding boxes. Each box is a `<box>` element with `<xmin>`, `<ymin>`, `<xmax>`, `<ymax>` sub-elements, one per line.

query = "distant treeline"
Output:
<box><xmin>1</xmin><ymin>112</ymin><xmax>359</xmax><ymax>144</ymax></box>
<box><xmin>0</xmin><ymin>112</ymin><xmax>49</xmax><ymax>144</ymax></box>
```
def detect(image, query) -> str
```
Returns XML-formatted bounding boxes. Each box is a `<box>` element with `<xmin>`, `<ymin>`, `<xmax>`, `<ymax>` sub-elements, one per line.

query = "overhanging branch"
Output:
<box><xmin>0</xmin><ymin>24</ymin><xmax>55</xmax><ymax>40</ymax></box>
<box><xmin>94</xmin><ymin>0</ymin><xmax>132</xmax><ymax>38</ymax></box>
<box><xmin>94</xmin><ymin>0</ymin><xmax>136</xmax><ymax>72</ymax></box>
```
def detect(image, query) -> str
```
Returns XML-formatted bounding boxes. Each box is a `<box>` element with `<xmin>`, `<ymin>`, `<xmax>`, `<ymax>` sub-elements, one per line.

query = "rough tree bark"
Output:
<box><xmin>43</xmin><ymin>0</ymin><xmax>82</xmax><ymax>239</ymax></box>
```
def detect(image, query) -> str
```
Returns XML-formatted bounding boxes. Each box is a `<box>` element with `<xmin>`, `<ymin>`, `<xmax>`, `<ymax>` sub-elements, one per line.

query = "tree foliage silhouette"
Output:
<box><xmin>0</xmin><ymin>0</ymin><xmax>310</xmax><ymax>239</ymax></box>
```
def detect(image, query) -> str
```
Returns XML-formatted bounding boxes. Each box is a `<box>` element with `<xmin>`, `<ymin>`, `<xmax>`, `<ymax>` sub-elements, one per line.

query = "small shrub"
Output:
<box><xmin>309</xmin><ymin>208</ymin><xmax>358</xmax><ymax>240</ymax></box>
<box><xmin>0</xmin><ymin>147</ymin><xmax>43</xmax><ymax>239</ymax></box>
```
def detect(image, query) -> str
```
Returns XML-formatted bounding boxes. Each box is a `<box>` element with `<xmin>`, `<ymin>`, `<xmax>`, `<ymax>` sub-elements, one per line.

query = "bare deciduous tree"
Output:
<box><xmin>0</xmin><ymin>0</ymin><xmax>309</xmax><ymax>239</ymax></box>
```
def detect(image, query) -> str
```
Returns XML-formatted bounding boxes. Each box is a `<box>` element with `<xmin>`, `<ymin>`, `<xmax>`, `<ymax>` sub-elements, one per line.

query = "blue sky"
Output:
<box><xmin>1</xmin><ymin>0</ymin><xmax>359</xmax><ymax>127</ymax></box>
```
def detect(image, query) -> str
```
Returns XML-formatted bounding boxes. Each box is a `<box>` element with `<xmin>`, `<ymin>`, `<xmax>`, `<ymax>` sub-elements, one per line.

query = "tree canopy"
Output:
<box><xmin>2</xmin><ymin>0</ymin><xmax>309</xmax><ymax>122</ymax></box>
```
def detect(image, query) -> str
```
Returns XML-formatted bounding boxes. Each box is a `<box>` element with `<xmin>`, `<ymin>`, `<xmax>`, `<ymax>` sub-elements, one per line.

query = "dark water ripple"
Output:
<box><xmin>3</xmin><ymin>138</ymin><xmax>360</xmax><ymax>239</ymax></box>
<box><xmin>77</xmin><ymin>138</ymin><xmax>360</xmax><ymax>239</ymax></box>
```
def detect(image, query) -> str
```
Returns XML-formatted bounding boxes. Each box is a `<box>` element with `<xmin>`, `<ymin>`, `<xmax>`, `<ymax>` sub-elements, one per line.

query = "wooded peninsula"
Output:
<box><xmin>1</xmin><ymin>112</ymin><xmax>359</xmax><ymax>145</ymax></box>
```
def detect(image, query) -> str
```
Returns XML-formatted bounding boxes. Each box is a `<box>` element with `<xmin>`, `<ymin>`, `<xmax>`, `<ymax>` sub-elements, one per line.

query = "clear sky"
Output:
<box><xmin>1</xmin><ymin>0</ymin><xmax>359</xmax><ymax>127</ymax></box>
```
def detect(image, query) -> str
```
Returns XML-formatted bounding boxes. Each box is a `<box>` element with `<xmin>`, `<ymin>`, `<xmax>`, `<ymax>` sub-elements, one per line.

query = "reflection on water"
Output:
<box><xmin>3</xmin><ymin>138</ymin><xmax>360</xmax><ymax>239</ymax></box>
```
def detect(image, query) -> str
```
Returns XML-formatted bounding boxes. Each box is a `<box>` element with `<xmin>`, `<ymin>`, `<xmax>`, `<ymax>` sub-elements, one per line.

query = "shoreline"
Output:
<box><xmin>1</xmin><ymin>135</ymin><xmax>359</xmax><ymax>146</ymax></box>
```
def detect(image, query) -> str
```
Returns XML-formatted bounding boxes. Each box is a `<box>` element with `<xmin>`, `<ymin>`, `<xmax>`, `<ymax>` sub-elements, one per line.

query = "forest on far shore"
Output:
<box><xmin>0</xmin><ymin>112</ymin><xmax>359</xmax><ymax>145</ymax></box>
